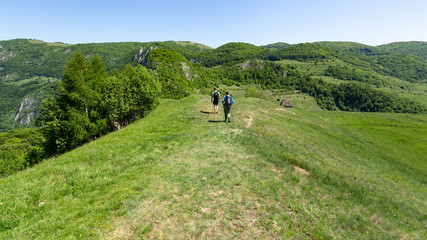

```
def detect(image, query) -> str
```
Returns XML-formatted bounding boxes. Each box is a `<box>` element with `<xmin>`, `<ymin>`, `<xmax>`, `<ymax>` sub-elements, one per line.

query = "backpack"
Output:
<box><xmin>224</xmin><ymin>95</ymin><xmax>232</xmax><ymax>106</ymax></box>
<box><xmin>213</xmin><ymin>91</ymin><xmax>219</xmax><ymax>101</ymax></box>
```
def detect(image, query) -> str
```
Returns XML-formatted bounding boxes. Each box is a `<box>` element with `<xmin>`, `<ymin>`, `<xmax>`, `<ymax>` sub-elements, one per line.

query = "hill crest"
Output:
<box><xmin>1</xmin><ymin>93</ymin><xmax>425</xmax><ymax>239</ymax></box>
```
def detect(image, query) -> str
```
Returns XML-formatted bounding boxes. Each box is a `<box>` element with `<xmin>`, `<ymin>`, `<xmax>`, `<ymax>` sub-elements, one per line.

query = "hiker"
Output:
<box><xmin>211</xmin><ymin>87</ymin><xmax>220</xmax><ymax>114</ymax></box>
<box><xmin>222</xmin><ymin>91</ymin><xmax>234</xmax><ymax>122</ymax></box>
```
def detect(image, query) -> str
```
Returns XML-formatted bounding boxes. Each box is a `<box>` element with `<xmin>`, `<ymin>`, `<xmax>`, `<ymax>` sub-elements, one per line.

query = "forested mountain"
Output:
<box><xmin>0</xmin><ymin>39</ymin><xmax>212</xmax><ymax>81</ymax></box>
<box><xmin>0</xmin><ymin>39</ymin><xmax>426</xmax><ymax>133</ymax></box>
<box><xmin>315</xmin><ymin>41</ymin><xmax>387</xmax><ymax>57</ymax></box>
<box><xmin>260</xmin><ymin>42</ymin><xmax>291</xmax><ymax>50</ymax></box>
<box><xmin>267</xmin><ymin>43</ymin><xmax>334</xmax><ymax>61</ymax></box>
<box><xmin>378</xmin><ymin>41</ymin><xmax>427</xmax><ymax>59</ymax></box>
<box><xmin>193</xmin><ymin>42</ymin><xmax>266</xmax><ymax>67</ymax></box>
<box><xmin>314</xmin><ymin>41</ymin><xmax>427</xmax><ymax>83</ymax></box>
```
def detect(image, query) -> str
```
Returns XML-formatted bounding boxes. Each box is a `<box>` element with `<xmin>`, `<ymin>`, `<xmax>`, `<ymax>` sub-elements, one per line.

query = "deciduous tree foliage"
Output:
<box><xmin>324</xmin><ymin>65</ymin><xmax>386</xmax><ymax>86</ymax></box>
<box><xmin>0</xmin><ymin>128</ymin><xmax>44</xmax><ymax>177</ymax></box>
<box><xmin>41</xmin><ymin>53</ymin><xmax>161</xmax><ymax>154</ymax></box>
<box><xmin>102</xmin><ymin>65</ymin><xmax>161</xmax><ymax>129</ymax></box>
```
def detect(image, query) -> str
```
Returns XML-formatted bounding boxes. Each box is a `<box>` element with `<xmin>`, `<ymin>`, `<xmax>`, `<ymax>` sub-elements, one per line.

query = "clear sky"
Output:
<box><xmin>1</xmin><ymin>0</ymin><xmax>426</xmax><ymax>48</ymax></box>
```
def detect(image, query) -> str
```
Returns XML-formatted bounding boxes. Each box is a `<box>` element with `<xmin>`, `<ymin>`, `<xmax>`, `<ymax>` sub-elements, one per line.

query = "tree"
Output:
<box><xmin>41</xmin><ymin>53</ymin><xmax>162</xmax><ymax>155</ymax></box>
<box><xmin>41</xmin><ymin>53</ymin><xmax>108</xmax><ymax>154</ymax></box>
<box><xmin>102</xmin><ymin>65</ymin><xmax>161</xmax><ymax>129</ymax></box>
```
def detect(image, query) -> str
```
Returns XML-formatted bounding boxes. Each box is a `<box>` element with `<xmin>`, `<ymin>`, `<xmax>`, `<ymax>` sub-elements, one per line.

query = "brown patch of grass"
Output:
<box><xmin>294</xmin><ymin>166</ymin><xmax>309</xmax><ymax>175</ymax></box>
<box><xmin>244</xmin><ymin>115</ymin><xmax>253</xmax><ymax>128</ymax></box>
<box><xmin>201</xmin><ymin>207</ymin><xmax>212</xmax><ymax>213</ymax></box>
<box><xmin>275</xmin><ymin>108</ymin><xmax>297</xmax><ymax>115</ymax></box>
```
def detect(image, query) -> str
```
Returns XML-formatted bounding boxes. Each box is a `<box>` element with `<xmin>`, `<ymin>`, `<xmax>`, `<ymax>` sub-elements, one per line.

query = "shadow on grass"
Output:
<box><xmin>200</xmin><ymin>111</ymin><xmax>213</xmax><ymax>115</ymax></box>
<box><xmin>208</xmin><ymin>120</ymin><xmax>225</xmax><ymax>123</ymax></box>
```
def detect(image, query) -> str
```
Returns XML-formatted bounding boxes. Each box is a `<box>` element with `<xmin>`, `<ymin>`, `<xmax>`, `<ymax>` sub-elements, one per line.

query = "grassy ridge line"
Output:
<box><xmin>0</xmin><ymin>98</ymin><xmax>190</xmax><ymax>238</ymax></box>
<box><xmin>0</xmin><ymin>94</ymin><xmax>426</xmax><ymax>239</ymax></box>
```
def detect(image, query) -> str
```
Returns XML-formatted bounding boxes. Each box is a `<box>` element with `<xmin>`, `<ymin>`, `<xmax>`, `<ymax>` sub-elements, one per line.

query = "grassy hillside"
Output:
<box><xmin>1</xmin><ymin>92</ymin><xmax>425</xmax><ymax>239</ymax></box>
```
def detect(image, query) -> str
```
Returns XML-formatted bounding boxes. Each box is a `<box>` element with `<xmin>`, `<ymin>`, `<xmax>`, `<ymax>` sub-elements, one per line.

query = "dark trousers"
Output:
<box><xmin>223</xmin><ymin>105</ymin><xmax>231</xmax><ymax>121</ymax></box>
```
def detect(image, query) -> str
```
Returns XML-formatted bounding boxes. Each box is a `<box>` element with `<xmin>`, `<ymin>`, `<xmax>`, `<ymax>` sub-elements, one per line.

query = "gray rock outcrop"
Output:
<box><xmin>280</xmin><ymin>98</ymin><xmax>293</xmax><ymax>108</ymax></box>
<box><xmin>134</xmin><ymin>46</ymin><xmax>157</xmax><ymax>66</ymax></box>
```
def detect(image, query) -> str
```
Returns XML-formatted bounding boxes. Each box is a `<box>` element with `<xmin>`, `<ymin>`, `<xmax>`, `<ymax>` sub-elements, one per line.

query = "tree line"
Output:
<box><xmin>40</xmin><ymin>53</ymin><xmax>161</xmax><ymax>155</ymax></box>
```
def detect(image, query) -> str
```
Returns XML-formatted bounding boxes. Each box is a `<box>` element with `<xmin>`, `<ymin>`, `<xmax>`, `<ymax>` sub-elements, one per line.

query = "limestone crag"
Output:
<box><xmin>239</xmin><ymin>60</ymin><xmax>265</xmax><ymax>70</ymax></box>
<box><xmin>181</xmin><ymin>62</ymin><xmax>193</xmax><ymax>81</ymax></box>
<box><xmin>134</xmin><ymin>46</ymin><xmax>157</xmax><ymax>66</ymax></box>
<box><xmin>13</xmin><ymin>97</ymin><xmax>39</xmax><ymax>126</ymax></box>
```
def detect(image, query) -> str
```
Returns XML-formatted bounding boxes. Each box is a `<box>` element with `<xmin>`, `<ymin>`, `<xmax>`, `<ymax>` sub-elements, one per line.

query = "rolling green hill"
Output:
<box><xmin>314</xmin><ymin>41</ymin><xmax>427</xmax><ymax>83</ymax></box>
<box><xmin>194</xmin><ymin>42</ymin><xmax>266</xmax><ymax>67</ymax></box>
<box><xmin>268</xmin><ymin>43</ymin><xmax>334</xmax><ymax>61</ymax></box>
<box><xmin>260</xmin><ymin>42</ymin><xmax>291</xmax><ymax>50</ymax></box>
<box><xmin>0</xmin><ymin>92</ymin><xmax>425</xmax><ymax>239</ymax></box>
<box><xmin>315</xmin><ymin>41</ymin><xmax>387</xmax><ymax>57</ymax></box>
<box><xmin>378</xmin><ymin>41</ymin><xmax>427</xmax><ymax>59</ymax></box>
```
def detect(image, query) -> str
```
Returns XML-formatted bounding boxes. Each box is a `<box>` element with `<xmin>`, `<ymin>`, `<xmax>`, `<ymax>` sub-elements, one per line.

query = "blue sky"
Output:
<box><xmin>1</xmin><ymin>0</ymin><xmax>426</xmax><ymax>47</ymax></box>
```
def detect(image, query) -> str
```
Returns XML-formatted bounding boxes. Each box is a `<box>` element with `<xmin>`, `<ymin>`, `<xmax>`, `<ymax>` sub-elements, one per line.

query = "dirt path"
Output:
<box><xmin>275</xmin><ymin>108</ymin><xmax>297</xmax><ymax>115</ymax></box>
<box><xmin>244</xmin><ymin>111</ymin><xmax>253</xmax><ymax>128</ymax></box>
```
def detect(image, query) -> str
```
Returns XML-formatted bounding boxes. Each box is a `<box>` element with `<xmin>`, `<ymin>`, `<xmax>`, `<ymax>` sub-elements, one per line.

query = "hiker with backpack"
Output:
<box><xmin>211</xmin><ymin>87</ymin><xmax>221</xmax><ymax>114</ymax></box>
<box><xmin>222</xmin><ymin>91</ymin><xmax>234</xmax><ymax>123</ymax></box>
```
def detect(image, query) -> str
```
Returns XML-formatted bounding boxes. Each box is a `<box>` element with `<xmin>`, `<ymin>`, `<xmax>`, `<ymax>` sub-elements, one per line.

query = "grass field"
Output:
<box><xmin>0</xmin><ymin>92</ymin><xmax>426</xmax><ymax>239</ymax></box>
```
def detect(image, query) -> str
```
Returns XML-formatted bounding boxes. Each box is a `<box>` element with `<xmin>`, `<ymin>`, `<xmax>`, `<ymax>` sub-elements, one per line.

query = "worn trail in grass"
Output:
<box><xmin>1</xmin><ymin>93</ymin><xmax>426</xmax><ymax>239</ymax></box>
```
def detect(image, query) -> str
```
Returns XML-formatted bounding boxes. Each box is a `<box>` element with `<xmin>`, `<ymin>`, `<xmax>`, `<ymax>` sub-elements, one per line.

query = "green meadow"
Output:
<box><xmin>0</xmin><ymin>92</ymin><xmax>426</xmax><ymax>239</ymax></box>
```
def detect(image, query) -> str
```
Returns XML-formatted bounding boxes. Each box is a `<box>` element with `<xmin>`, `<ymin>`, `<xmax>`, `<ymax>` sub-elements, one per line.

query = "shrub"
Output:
<box><xmin>0</xmin><ymin>151</ymin><xmax>24</xmax><ymax>177</ymax></box>
<box><xmin>245</xmin><ymin>87</ymin><xmax>265</xmax><ymax>99</ymax></box>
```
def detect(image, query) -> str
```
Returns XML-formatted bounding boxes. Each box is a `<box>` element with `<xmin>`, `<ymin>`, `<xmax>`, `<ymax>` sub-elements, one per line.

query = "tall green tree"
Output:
<box><xmin>41</xmin><ymin>54</ymin><xmax>161</xmax><ymax>154</ymax></box>
<box><xmin>41</xmin><ymin>53</ymin><xmax>108</xmax><ymax>154</ymax></box>
<box><xmin>102</xmin><ymin>65</ymin><xmax>161</xmax><ymax>129</ymax></box>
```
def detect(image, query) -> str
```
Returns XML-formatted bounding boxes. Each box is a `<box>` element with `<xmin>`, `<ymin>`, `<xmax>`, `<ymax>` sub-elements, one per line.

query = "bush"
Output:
<box><xmin>0</xmin><ymin>151</ymin><xmax>24</xmax><ymax>177</ymax></box>
<box><xmin>245</xmin><ymin>87</ymin><xmax>265</xmax><ymax>99</ymax></box>
<box><xmin>24</xmin><ymin>148</ymin><xmax>46</xmax><ymax>167</ymax></box>
<box><xmin>199</xmin><ymin>87</ymin><xmax>212</xmax><ymax>95</ymax></box>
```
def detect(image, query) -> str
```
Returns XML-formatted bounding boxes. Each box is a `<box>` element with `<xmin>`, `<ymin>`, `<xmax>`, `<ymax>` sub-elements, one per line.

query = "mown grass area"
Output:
<box><xmin>0</xmin><ymin>93</ymin><xmax>426</xmax><ymax>239</ymax></box>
